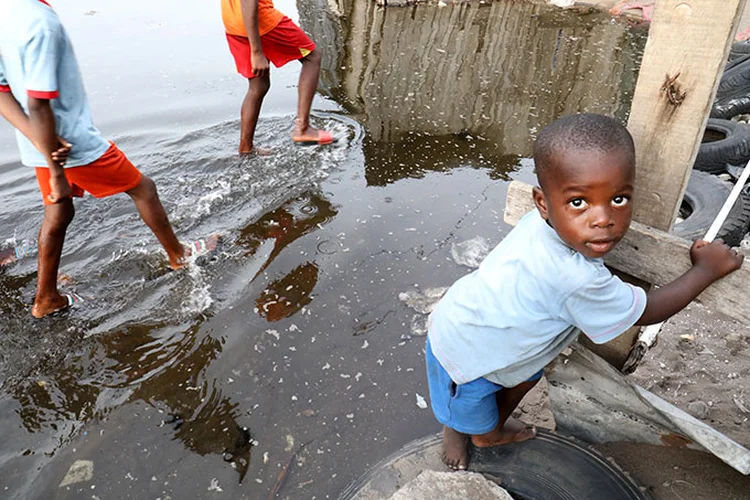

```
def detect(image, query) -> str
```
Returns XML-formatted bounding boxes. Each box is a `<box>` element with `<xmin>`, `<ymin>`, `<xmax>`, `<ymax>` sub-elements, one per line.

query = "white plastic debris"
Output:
<box><xmin>416</xmin><ymin>393</ymin><xmax>428</xmax><ymax>409</ymax></box>
<box><xmin>208</xmin><ymin>478</ymin><xmax>223</xmax><ymax>492</ymax></box>
<box><xmin>59</xmin><ymin>460</ymin><xmax>94</xmax><ymax>487</ymax></box>
<box><xmin>450</xmin><ymin>236</ymin><xmax>491</xmax><ymax>268</ymax></box>
<box><xmin>399</xmin><ymin>287</ymin><xmax>448</xmax><ymax>314</ymax></box>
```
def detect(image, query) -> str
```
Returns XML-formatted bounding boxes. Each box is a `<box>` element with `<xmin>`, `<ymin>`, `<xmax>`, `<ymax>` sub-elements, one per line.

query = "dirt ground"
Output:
<box><xmin>631</xmin><ymin>302</ymin><xmax>750</xmax><ymax>447</ymax></box>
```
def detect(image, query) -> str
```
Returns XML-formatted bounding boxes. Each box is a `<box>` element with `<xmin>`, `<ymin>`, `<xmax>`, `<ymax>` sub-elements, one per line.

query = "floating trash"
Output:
<box><xmin>399</xmin><ymin>287</ymin><xmax>448</xmax><ymax>315</ymax></box>
<box><xmin>59</xmin><ymin>460</ymin><xmax>94</xmax><ymax>487</ymax></box>
<box><xmin>450</xmin><ymin>236</ymin><xmax>491</xmax><ymax>268</ymax></box>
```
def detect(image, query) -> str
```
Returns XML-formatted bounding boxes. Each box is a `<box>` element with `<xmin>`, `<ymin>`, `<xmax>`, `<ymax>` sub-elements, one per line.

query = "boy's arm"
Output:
<box><xmin>0</xmin><ymin>92</ymin><xmax>71</xmax><ymax>168</ymax></box>
<box><xmin>635</xmin><ymin>239</ymin><xmax>743</xmax><ymax>325</ymax></box>
<box><xmin>0</xmin><ymin>91</ymin><xmax>35</xmax><ymax>140</ymax></box>
<box><xmin>26</xmin><ymin>96</ymin><xmax>72</xmax><ymax>203</ymax></box>
<box><xmin>240</xmin><ymin>0</ymin><xmax>269</xmax><ymax>77</ymax></box>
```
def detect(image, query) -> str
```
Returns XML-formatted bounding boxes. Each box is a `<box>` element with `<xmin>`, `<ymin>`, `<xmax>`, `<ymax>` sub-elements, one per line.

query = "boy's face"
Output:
<box><xmin>532</xmin><ymin>147</ymin><xmax>634</xmax><ymax>259</ymax></box>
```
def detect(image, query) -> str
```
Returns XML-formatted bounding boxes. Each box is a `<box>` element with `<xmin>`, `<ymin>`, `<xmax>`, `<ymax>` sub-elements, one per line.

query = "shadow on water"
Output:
<box><xmin>0</xmin><ymin>1</ymin><xmax>649</xmax><ymax>498</ymax></box>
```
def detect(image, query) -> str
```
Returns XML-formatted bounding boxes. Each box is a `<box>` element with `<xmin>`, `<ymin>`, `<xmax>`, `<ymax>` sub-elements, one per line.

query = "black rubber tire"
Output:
<box><xmin>712</xmin><ymin>58</ymin><xmax>750</xmax><ymax>118</ymax></box>
<box><xmin>468</xmin><ymin>430</ymin><xmax>650</xmax><ymax>500</ymax></box>
<box><xmin>729</xmin><ymin>40</ymin><xmax>750</xmax><ymax>63</ymax></box>
<box><xmin>711</xmin><ymin>96</ymin><xmax>750</xmax><ymax>119</ymax></box>
<box><xmin>339</xmin><ymin>431</ymin><xmax>651</xmax><ymax>500</ymax></box>
<box><xmin>673</xmin><ymin>170</ymin><xmax>750</xmax><ymax>247</ymax></box>
<box><xmin>718</xmin><ymin>56</ymin><xmax>750</xmax><ymax>99</ymax></box>
<box><xmin>694</xmin><ymin>118</ymin><xmax>750</xmax><ymax>174</ymax></box>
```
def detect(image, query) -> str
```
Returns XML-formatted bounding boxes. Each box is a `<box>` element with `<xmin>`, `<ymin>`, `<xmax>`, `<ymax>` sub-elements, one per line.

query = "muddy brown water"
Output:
<box><xmin>0</xmin><ymin>1</ymin><xmax>669</xmax><ymax>498</ymax></box>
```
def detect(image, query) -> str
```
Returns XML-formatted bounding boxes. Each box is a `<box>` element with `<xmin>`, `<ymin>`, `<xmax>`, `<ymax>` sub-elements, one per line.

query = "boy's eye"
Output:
<box><xmin>612</xmin><ymin>195</ymin><xmax>630</xmax><ymax>207</ymax></box>
<box><xmin>568</xmin><ymin>198</ymin><xmax>587</xmax><ymax>209</ymax></box>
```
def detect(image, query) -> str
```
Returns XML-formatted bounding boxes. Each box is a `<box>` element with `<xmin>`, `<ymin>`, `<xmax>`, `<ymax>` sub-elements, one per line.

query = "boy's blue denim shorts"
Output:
<box><xmin>425</xmin><ymin>337</ymin><xmax>543</xmax><ymax>435</ymax></box>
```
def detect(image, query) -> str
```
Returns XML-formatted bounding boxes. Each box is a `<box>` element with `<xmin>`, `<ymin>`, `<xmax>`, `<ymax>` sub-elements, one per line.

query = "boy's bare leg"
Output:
<box><xmin>126</xmin><ymin>175</ymin><xmax>185</xmax><ymax>269</ymax></box>
<box><xmin>240</xmin><ymin>75</ymin><xmax>271</xmax><ymax>154</ymax></box>
<box><xmin>293</xmin><ymin>49</ymin><xmax>324</xmax><ymax>139</ymax></box>
<box><xmin>442</xmin><ymin>426</ymin><xmax>470</xmax><ymax>471</ymax></box>
<box><xmin>441</xmin><ymin>378</ymin><xmax>539</xmax><ymax>471</ymax></box>
<box><xmin>32</xmin><ymin>199</ymin><xmax>74</xmax><ymax>318</ymax></box>
<box><xmin>472</xmin><ymin>378</ymin><xmax>540</xmax><ymax>448</ymax></box>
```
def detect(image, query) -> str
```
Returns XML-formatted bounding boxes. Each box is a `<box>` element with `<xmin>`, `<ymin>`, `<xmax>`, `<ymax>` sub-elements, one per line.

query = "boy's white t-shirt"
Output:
<box><xmin>428</xmin><ymin>209</ymin><xmax>647</xmax><ymax>387</ymax></box>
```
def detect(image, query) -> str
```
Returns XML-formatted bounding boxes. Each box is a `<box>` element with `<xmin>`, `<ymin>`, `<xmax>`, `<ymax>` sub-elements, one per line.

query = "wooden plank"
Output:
<box><xmin>628</xmin><ymin>0</ymin><xmax>747</xmax><ymax>231</ymax></box>
<box><xmin>504</xmin><ymin>180</ymin><xmax>750</xmax><ymax>325</ymax></box>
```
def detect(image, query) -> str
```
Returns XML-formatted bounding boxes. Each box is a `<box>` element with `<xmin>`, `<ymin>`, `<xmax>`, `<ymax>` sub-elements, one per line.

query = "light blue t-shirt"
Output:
<box><xmin>0</xmin><ymin>0</ymin><xmax>109</xmax><ymax>167</ymax></box>
<box><xmin>428</xmin><ymin>210</ymin><xmax>647</xmax><ymax>387</ymax></box>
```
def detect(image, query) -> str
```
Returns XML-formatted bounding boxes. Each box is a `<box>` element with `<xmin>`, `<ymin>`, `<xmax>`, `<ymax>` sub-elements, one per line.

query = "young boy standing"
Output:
<box><xmin>0</xmin><ymin>0</ymin><xmax>187</xmax><ymax>318</ymax></box>
<box><xmin>221</xmin><ymin>0</ymin><xmax>333</xmax><ymax>154</ymax></box>
<box><xmin>426</xmin><ymin>113</ymin><xmax>744</xmax><ymax>471</ymax></box>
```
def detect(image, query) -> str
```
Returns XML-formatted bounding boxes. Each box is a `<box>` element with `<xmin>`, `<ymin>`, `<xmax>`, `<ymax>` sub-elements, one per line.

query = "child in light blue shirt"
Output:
<box><xmin>0</xmin><ymin>0</ymin><xmax>189</xmax><ymax>318</ymax></box>
<box><xmin>426</xmin><ymin>113</ymin><xmax>744</xmax><ymax>471</ymax></box>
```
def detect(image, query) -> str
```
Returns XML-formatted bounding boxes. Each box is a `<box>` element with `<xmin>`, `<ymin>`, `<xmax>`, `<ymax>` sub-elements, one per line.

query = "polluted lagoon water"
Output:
<box><xmin>0</xmin><ymin>0</ymin><xmax>705</xmax><ymax>498</ymax></box>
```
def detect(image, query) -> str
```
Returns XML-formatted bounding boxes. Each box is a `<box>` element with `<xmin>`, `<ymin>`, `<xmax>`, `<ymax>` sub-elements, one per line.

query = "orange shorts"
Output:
<box><xmin>35</xmin><ymin>143</ymin><xmax>142</xmax><ymax>206</ymax></box>
<box><xmin>226</xmin><ymin>17</ymin><xmax>316</xmax><ymax>79</ymax></box>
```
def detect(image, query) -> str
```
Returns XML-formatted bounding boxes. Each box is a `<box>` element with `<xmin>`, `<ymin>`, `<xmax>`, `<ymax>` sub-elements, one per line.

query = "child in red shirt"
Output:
<box><xmin>221</xmin><ymin>0</ymin><xmax>333</xmax><ymax>154</ymax></box>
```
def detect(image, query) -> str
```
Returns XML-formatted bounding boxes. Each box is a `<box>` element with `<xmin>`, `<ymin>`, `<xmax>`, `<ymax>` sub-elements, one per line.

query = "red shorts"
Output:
<box><xmin>225</xmin><ymin>17</ymin><xmax>316</xmax><ymax>78</ymax></box>
<box><xmin>35</xmin><ymin>143</ymin><xmax>142</xmax><ymax>206</ymax></box>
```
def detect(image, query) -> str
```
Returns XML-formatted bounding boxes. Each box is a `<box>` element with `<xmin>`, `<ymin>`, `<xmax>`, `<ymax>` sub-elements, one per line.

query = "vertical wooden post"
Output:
<box><xmin>629</xmin><ymin>0</ymin><xmax>747</xmax><ymax>229</ymax></box>
<box><xmin>591</xmin><ymin>0</ymin><xmax>748</xmax><ymax>368</ymax></box>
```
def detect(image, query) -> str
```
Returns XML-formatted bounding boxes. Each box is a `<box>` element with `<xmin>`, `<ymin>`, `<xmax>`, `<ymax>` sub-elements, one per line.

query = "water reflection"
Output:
<box><xmin>257</xmin><ymin>262</ymin><xmax>318</xmax><ymax>322</ymax></box>
<box><xmin>237</xmin><ymin>190</ymin><xmax>338</xmax><ymax>279</ymax></box>
<box><xmin>130</xmin><ymin>331</ymin><xmax>253</xmax><ymax>483</ymax></box>
<box><xmin>2</xmin><ymin>188</ymin><xmax>341</xmax><ymax>488</ymax></box>
<box><xmin>362</xmin><ymin>131</ymin><xmax>520</xmax><ymax>185</ymax></box>
<box><xmin>300</xmin><ymin>0</ymin><xmax>646</xmax><ymax>181</ymax></box>
<box><xmin>9</xmin><ymin>321</ymin><xmax>254</xmax><ymax>479</ymax></box>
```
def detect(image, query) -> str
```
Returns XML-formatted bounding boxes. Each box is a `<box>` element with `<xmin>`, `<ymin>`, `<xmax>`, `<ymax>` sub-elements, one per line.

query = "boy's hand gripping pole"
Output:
<box><xmin>623</xmin><ymin>160</ymin><xmax>750</xmax><ymax>374</ymax></box>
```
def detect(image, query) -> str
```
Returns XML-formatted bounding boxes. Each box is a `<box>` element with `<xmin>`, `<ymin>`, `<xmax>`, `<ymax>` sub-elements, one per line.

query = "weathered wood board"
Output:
<box><xmin>504</xmin><ymin>180</ymin><xmax>750</xmax><ymax>325</ymax></box>
<box><xmin>628</xmin><ymin>0</ymin><xmax>748</xmax><ymax>231</ymax></box>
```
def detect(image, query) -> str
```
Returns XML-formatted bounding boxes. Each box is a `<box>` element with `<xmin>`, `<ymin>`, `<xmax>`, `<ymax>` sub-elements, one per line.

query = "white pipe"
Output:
<box><xmin>703</xmin><ymin>160</ymin><xmax>750</xmax><ymax>242</ymax></box>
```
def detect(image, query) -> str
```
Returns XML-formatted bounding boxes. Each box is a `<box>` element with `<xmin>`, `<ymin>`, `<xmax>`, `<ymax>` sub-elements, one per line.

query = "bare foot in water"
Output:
<box><xmin>471</xmin><ymin>417</ymin><xmax>537</xmax><ymax>448</ymax></box>
<box><xmin>31</xmin><ymin>292</ymin><xmax>83</xmax><ymax>318</ymax></box>
<box><xmin>442</xmin><ymin>426</ymin><xmax>469</xmax><ymax>471</ymax></box>
<box><xmin>170</xmin><ymin>234</ymin><xmax>221</xmax><ymax>270</ymax></box>
<box><xmin>239</xmin><ymin>147</ymin><xmax>273</xmax><ymax>157</ymax></box>
<box><xmin>31</xmin><ymin>293</ymin><xmax>70</xmax><ymax>318</ymax></box>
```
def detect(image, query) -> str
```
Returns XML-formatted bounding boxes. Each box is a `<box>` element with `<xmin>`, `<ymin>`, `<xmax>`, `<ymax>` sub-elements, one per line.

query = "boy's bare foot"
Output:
<box><xmin>239</xmin><ymin>147</ymin><xmax>272</xmax><ymax>157</ymax></box>
<box><xmin>471</xmin><ymin>417</ymin><xmax>537</xmax><ymax>448</ymax></box>
<box><xmin>31</xmin><ymin>293</ymin><xmax>74</xmax><ymax>318</ymax></box>
<box><xmin>170</xmin><ymin>249</ymin><xmax>187</xmax><ymax>270</ymax></box>
<box><xmin>442</xmin><ymin>426</ymin><xmax>469</xmax><ymax>471</ymax></box>
<box><xmin>170</xmin><ymin>234</ymin><xmax>221</xmax><ymax>270</ymax></box>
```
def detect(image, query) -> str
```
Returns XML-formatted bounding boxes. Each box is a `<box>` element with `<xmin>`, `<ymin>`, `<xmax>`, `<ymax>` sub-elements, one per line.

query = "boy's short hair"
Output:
<box><xmin>534</xmin><ymin>113</ymin><xmax>635</xmax><ymax>184</ymax></box>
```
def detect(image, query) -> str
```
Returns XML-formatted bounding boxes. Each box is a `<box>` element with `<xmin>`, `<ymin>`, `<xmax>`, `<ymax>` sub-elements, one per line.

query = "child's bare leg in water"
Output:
<box><xmin>442</xmin><ymin>378</ymin><xmax>540</xmax><ymax>470</ymax></box>
<box><xmin>126</xmin><ymin>175</ymin><xmax>186</xmax><ymax>269</ymax></box>
<box><xmin>292</xmin><ymin>49</ymin><xmax>325</xmax><ymax>140</ymax></box>
<box><xmin>31</xmin><ymin>199</ymin><xmax>74</xmax><ymax>318</ymax></box>
<box><xmin>239</xmin><ymin>75</ymin><xmax>271</xmax><ymax>154</ymax></box>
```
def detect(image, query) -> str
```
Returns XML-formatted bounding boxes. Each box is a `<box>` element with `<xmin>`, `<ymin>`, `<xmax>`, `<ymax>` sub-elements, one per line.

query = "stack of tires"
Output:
<box><xmin>674</xmin><ymin>40</ymin><xmax>750</xmax><ymax>247</ymax></box>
